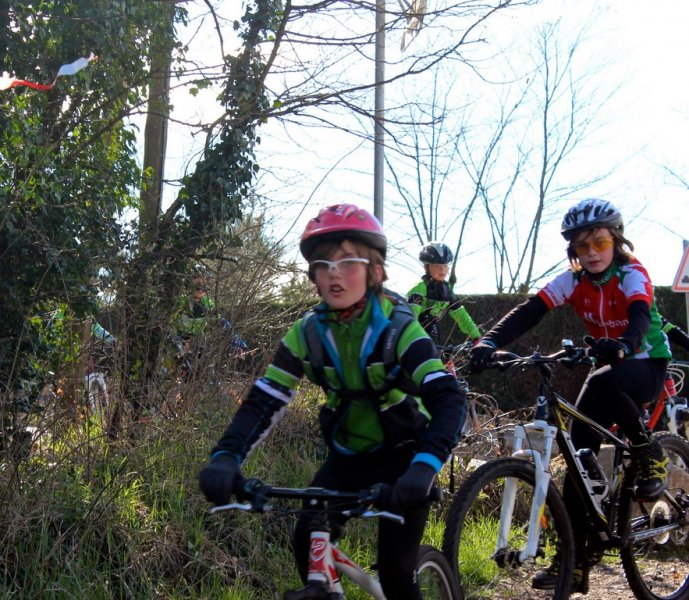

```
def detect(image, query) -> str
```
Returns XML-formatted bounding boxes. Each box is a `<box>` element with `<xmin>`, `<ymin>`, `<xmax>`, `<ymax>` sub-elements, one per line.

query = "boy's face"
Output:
<box><xmin>313</xmin><ymin>240</ymin><xmax>378</xmax><ymax>309</ymax></box>
<box><xmin>428</xmin><ymin>263</ymin><xmax>449</xmax><ymax>282</ymax></box>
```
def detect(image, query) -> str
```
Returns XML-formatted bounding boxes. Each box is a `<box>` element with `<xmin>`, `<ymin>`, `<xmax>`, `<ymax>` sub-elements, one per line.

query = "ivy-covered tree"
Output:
<box><xmin>0</xmin><ymin>1</ymin><xmax>180</xmax><ymax>396</ymax></box>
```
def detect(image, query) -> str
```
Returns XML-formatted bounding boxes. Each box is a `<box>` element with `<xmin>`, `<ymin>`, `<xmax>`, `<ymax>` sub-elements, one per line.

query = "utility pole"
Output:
<box><xmin>373</xmin><ymin>0</ymin><xmax>427</xmax><ymax>224</ymax></box>
<box><xmin>373</xmin><ymin>0</ymin><xmax>386</xmax><ymax>224</ymax></box>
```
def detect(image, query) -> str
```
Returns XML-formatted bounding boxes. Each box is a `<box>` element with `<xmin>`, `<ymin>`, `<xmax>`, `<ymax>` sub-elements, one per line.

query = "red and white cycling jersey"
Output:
<box><xmin>537</xmin><ymin>259</ymin><xmax>671</xmax><ymax>360</ymax></box>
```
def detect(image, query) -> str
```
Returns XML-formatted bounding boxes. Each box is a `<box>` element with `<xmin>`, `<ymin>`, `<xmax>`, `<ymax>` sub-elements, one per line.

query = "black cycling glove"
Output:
<box><xmin>470</xmin><ymin>341</ymin><xmax>496</xmax><ymax>374</ymax></box>
<box><xmin>391</xmin><ymin>462</ymin><xmax>437</xmax><ymax>511</ymax></box>
<box><xmin>199</xmin><ymin>454</ymin><xmax>241</xmax><ymax>505</ymax></box>
<box><xmin>586</xmin><ymin>336</ymin><xmax>631</xmax><ymax>365</ymax></box>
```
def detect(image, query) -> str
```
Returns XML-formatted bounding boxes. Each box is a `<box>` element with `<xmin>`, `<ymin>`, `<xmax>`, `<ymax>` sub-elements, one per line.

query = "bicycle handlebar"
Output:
<box><xmin>485</xmin><ymin>340</ymin><xmax>595</xmax><ymax>372</ymax></box>
<box><xmin>437</xmin><ymin>341</ymin><xmax>474</xmax><ymax>357</ymax></box>
<box><xmin>209</xmin><ymin>477</ymin><xmax>442</xmax><ymax>524</ymax></box>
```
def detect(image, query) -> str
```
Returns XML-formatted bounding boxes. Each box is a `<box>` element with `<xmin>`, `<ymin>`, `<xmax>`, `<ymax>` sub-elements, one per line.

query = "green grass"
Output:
<box><xmin>0</xmin><ymin>381</ymin><xmax>470</xmax><ymax>598</ymax></box>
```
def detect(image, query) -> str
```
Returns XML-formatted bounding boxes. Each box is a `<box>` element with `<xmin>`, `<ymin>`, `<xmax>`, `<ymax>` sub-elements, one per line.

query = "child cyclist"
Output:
<box><xmin>407</xmin><ymin>241</ymin><xmax>481</xmax><ymax>345</ymax></box>
<box><xmin>662</xmin><ymin>316</ymin><xmax>689</xmax><ymax>355</ymax></box>
<box><xmin>199</xmin><ymin>204</ymin><xmax>466</xmax><ymax>600</ymax></box>
<box><xmin>469</xmin><ymin>198</ymin><xmax>671</xmax><ymax>594</ymax></box>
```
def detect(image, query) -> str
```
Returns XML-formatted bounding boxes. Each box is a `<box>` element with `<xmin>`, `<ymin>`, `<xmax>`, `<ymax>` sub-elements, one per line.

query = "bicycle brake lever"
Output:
<box><xmin>209</xmin><ymin>502</ymin><xmax>256</xmax><ymax>514</ymax></box>
<box><xmin>344</xmin><ymin>509</ymin><xmax>404</xmax><ymax>525</ymax></box>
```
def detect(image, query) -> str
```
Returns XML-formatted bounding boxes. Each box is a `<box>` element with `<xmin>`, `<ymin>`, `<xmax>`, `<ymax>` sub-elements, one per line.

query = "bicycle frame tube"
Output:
<box><xmin>552</xmin><ymin>394</ymin><xmax>629</xmax><ymax>531</ymax></box>
<box><xmin>307</xmin><ymin>530</ymin><xmax>386</xmax><ymax>599</ymax></box>
<box><xmin>646</xmin><ymin>375</ymin><xmax>688</xmax><ymax>435</ymax></box>
<box><xmin>646</xmin><ymin>382</ymin><xmax>669</xmax><ymax>432</ymax></box>
<box><xmin>332</xmin><ymin>545</ymin><xmax>386</xmax><ymax>599</ymax></box>
<box><xmin>307</xmin><ymin>530</ymin><xmax>341</xmax><ymax>590</ymax></box>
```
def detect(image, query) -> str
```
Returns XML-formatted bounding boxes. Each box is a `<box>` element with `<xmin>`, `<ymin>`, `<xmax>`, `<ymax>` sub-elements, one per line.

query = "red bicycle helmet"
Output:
<box><xmin>300</xmin><ymin>204</ymin><xmax>387</xmax><ymax>260</ymax></box>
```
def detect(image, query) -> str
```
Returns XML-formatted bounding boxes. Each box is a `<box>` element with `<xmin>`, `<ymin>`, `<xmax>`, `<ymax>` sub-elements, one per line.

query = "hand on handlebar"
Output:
<box><xmin>469</xmin><ymin>341</ymin><xmax>497</xmax><ymax>374</ymax></box>
<box><xmin>199</xmin><ymin>455</ymin><xmax>243</xmax><ymax>505</ymax></box>
<box><xmin>390</xmin><ymin>462</ymin><xmax>437</xmax><ymax>511</ymax></box>
<box><xmin>584</xmin><ymin>335</ymin><xmax>631</xmax><ymax>365</ymax></box>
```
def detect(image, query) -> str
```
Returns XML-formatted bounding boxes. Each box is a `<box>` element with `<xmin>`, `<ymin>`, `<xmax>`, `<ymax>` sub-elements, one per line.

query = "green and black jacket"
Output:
<box><xmin>407</xmin><ymin>276</ymin><xmax>480</xmax><ymax>343</ymax></box>
<box><xmin>212</xmin><ymin>295</ymin><xmax>466</xmax><ymax>473</ymax></box>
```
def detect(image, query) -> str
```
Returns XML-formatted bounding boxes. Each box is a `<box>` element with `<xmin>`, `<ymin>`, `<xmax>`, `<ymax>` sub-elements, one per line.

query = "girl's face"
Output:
<box><xmin>428</xmin><ymin>263</ymin><xmax>449</xmax><ymax>282</ymax></box>
<box><xmin>572</xmin><ymin>227</ymin><xmax>615</xmax><ymax>274</ymax></box>
<box><xmin>313</xmin><ymin>241</ymin><xmax>381</xmax><ymax>310</ymax></box>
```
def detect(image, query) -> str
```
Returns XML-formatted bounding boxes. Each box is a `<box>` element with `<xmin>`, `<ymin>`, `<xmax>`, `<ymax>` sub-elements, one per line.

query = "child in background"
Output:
<box><xmin>662</xmin><ymin>316</ymin><xmax>689</xmax><ymax>354</ymax></box>
<box><xmin>407</xmin><ymin>241</ymin><xmax>480</xmax><ymax>345</ymax></box>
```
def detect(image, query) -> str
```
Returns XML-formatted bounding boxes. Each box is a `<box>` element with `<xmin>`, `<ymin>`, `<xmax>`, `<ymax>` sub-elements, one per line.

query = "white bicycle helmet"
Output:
<box><xmin>560</xmin><ymin>199</ymin><xmax>623</xmax><ymax>241</ymax></box>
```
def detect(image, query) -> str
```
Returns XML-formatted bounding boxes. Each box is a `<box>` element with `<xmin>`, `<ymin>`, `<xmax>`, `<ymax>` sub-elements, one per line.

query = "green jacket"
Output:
<box><xmin>407</xmin><ymin>276</ymin><xmax>480</xmax><ymax>342</ymax></box>
<box><xmin>211</xmin><ymin>294</ymin><xmax>466</xmax><ymax>473</ymax></box>
<box><xmin>172</xmin><ymin>293</ymin><xmax>215</xmax><ymax>336</ymax></box>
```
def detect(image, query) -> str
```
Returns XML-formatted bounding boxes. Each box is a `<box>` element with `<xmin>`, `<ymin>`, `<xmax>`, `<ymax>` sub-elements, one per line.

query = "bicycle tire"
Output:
<box><xmin>442</xmin><ymin>457</ymin><xmax>574</xmax><ymax>599</ymax></box>
<box><xmin>618</xmin><ymin>432</ymin><xmax>689</xmax><ymax>600</ymax></box>
<box><xmin>416</xmin><ymin>544</ymin><xmax>460</xmax><ymax>600</ymax></box>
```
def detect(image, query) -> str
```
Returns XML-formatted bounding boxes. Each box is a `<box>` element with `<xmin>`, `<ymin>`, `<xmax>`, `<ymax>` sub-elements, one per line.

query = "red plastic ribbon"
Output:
<box><xmin>1</xmin><ymin>53</ymin><xmax>98</xmax><ymax>91</ymax></box>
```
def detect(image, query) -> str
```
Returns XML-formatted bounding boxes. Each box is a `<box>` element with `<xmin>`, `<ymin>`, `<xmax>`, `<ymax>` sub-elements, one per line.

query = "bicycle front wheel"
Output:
<box><xmin>417</xmin><ymin>544</ymin><xmax>460</xmax><ymax>600</ymax></box>
<box><xmin>442</xmin><ymin>457</ymin><xmax>573</xmax><ymax>599</ymax></box>
<box><xmin>619</xmin><ymin>432</ymin><xmax>689</xmax><ymax>600</ymax></box>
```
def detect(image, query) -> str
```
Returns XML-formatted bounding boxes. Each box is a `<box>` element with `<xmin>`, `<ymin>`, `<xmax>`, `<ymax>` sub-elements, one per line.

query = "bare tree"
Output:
<box><xmin>385</xmin><ymin>14</ymin><xmax>620</xmax><ymax>293</ymax></box>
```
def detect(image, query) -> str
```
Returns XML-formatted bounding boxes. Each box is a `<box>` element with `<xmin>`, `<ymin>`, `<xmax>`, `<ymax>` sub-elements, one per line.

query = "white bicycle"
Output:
<box><xmin>211</xmin><ymin>477</ymin><xmax>460</xmax><ymax>599</ymax></box>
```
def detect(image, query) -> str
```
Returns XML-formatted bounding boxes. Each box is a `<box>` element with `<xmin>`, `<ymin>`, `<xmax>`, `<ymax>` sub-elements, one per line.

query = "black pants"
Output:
<box><xmin>292</xmin><ymin>449</ymin><xmax>428</xmax><ymax>600</ymax></box>
<box><xmin>563</xmin><ymin>357</ymin><xmax>667</xmax><ymax>553</ymax></box>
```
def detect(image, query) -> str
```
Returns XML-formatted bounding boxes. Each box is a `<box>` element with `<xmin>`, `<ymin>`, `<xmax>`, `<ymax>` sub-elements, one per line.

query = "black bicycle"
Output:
<box><xmin>442</xmin><ymin>340</ymin><xmax>689</xmax><ymax>600</ymax></box>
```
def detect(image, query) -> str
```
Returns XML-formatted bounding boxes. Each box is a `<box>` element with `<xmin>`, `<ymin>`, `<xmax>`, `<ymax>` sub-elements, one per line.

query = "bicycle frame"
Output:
<box><xmin>210</xmin><ymin>480</ymin><xmax>404</xmax><ymax>599</ymax></box>
<box><xmin>304</xmin><ymin>528</ymin><xmax>386</xmax><ymax>598</ymax></box>
<box><xmin>646</xmin><ymin>361</ymin><xmax>689</xmax><ymax>436</ymax></box>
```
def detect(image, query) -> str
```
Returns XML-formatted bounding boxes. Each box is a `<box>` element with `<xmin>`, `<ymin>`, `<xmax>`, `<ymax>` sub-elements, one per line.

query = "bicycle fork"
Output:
<box><xmin>497</xmin><ymin>415</ymin><xmax>558</xmax><ymax>565</ymax></box>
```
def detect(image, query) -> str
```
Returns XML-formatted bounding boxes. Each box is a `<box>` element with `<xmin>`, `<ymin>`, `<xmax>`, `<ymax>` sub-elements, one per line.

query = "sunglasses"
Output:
<box><xmin>310</xmin><ymin>257</ymin><xmax>370</xmax><ymax>275</ymax></box>
<box><xmin>573</xmin><ymin>237</ymin><xmax>614</xmax><ymax>257</ymax></box>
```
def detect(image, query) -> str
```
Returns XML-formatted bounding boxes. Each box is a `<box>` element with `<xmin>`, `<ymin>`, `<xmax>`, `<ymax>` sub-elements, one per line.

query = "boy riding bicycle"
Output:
<box><xmin>470</xmin><ymin>198</ymin><xmax>672</xmax><ymax>594</ymax></box>
<box><xmin>199</xmin><ymin>204</ymin><xmax>466</xmax><ymax>600</ymax></box>
<box><xmin>407</xmin><ymin>241</ymin><xmax>481</xmax><ymax>345</ymax></box>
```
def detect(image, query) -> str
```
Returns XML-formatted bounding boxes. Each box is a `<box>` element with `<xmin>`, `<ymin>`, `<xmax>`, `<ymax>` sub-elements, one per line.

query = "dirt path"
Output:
<box><xmin>582</xmin><ymin>562</ymin><xmax>632</xmax><ymax>599</ymax></box>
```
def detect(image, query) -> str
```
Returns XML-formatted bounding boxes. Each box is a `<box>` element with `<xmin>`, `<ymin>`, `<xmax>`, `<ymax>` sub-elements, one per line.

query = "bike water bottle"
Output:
<box><xmin>666</xmin><ymin>373</ymin><xmax>678</xmax><ymax>398</ymax></box>
<box><xmin>576</xmin><ymin>448</ymin><xmax>608</xmax><ymax>496</ymax></box>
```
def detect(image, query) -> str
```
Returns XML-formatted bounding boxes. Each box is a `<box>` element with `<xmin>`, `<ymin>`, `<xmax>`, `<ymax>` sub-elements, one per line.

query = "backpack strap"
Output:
<box><xmin>301</xmin><ymin>309</ymin><xmax>331</xmax><ymax>390</ymax></box>
<box><xmin>381</xmin><ymin>298</ymin><xmax>417</xmax><ymax>392</ymax></box>
<box><xmin>301</xmin><ymin>298</ymin><xmax>416</xmax><ymax>394</ymax></box>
